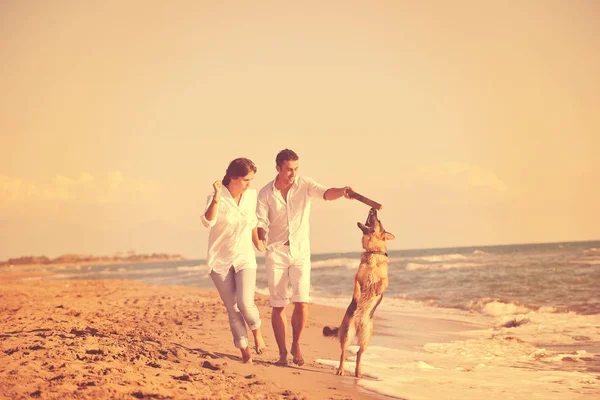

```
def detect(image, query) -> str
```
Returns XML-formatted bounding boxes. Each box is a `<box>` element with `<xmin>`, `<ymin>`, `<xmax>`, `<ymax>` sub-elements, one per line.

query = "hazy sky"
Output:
<box><xmin>1</xmin><ymin>1</ymin><xmax>598</xmax><ymax>260</ymax></box>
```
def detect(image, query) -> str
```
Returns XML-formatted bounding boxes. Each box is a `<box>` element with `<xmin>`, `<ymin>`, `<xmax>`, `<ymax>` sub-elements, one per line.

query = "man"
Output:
<box><xmin>256</xmin><ymin>148</ymin><xmax>353</xmax><ymax>366</ymax></box>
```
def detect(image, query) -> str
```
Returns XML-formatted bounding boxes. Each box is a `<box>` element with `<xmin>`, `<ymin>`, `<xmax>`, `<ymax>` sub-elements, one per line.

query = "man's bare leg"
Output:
<box><xmin>271</xmin><ymin>306</ymin><xmax>288</xmax><ymax>365</ymax></box>
<box><xmin>291</xmin><ymin>302</ymin><xmax>308</xmax><ymax>366</ymax></box>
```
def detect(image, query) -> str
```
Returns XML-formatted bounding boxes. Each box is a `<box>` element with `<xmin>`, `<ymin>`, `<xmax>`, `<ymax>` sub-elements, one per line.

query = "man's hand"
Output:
<box><xmin>255</xmin><ymin>227</ymin><xmax>267</xmax><ymax>252</ymax></box>
<box><xmin>255</xmin><ymin>240</ymin><xmax>265</xmax><ymax>252</ymax></box>
<box><xmin>257</xmin><ymin>227</ymin><xmax>267</xmax><ymax>241</ymax></box>
<box><xmin>343</xmin><ymin>186</ymin><xmax>355</xmax><ymax>199</ymax></box>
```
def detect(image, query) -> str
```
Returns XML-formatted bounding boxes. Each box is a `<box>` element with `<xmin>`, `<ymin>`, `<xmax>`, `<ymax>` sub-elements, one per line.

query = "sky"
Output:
<box><xmin>1</xmin><ymin>0</ymin><xmax>598</xmax><ymax>260</ymax></box>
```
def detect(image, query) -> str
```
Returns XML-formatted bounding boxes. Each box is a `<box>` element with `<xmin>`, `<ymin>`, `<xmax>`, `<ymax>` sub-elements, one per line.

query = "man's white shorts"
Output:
<box><xmin>265</xmin><ymin>246</ymin><xmax>311</xmax><ymax>307</ymax></box>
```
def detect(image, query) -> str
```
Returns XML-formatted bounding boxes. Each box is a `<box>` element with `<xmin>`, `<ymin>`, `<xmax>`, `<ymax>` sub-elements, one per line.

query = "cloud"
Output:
<box><xmin>107</xmin><ymin>171</ymin><xmax>124</xmax><ymax>190</ymax></box>
<box><xmin>51</xmin><ymin>172</ymin><xmax>97</xmax><ymax>189</ymax></box>
<box><xmin>0</xmin><ymin>172</ymin><xmax>160</xmax><ymax>207</ymax></box>
<box><xmin>1</xmin><ymin>175</ymin><xmax>71</xmax><ymax>201</ymax></box>
<box><xmin>0</xmin><ymin>176</ymin><xmax>25</xmax><ymax>201</ymax></box>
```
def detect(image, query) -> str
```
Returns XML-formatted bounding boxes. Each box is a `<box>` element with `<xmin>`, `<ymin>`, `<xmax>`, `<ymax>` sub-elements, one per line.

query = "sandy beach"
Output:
<box><xmin>2</xmin><ymin>248</ymin><xmax>599</xmax><ymax>399</ymax></box>
<box><xmin>0</xmin><ymin>275</ymin><xmax>387</xmax><ymax>399</ymax></box>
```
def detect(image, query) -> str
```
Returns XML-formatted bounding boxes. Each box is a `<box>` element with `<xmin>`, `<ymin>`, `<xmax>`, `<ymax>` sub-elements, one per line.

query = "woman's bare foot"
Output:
<box><xmin>291</xmin><ymin>342</ymin><xmax>304</xmax><ymax>366</ymax></box>
<box><xmin>252</xmin><ymin>329</ymin><xmax>266</xmax><ymax>355</ymax></box>
<box><xmin>241</xmin><ymin>347</ymin><xmax>252</xmax><ymax>364</ymax></box>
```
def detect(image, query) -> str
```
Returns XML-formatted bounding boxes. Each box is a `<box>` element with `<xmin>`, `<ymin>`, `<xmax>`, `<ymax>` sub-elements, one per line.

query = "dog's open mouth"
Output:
<box><xmin>365</xmin><ymin>208</ymin><xmax>378</xmax><ymax>228</ymax></box>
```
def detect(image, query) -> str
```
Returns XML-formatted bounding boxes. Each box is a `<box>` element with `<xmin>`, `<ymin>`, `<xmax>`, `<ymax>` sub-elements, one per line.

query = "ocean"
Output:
<box><xmin>9</xmin><ymin>240</ymin><xmax>600</xmax><ymax>399</ymax></box>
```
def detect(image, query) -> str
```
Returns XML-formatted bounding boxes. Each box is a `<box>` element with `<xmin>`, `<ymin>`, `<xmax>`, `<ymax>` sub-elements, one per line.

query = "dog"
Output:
<box><xmin>323</xmin><ymin>207</ymin><xmax>395</xmax><ymax>378</ymax></box>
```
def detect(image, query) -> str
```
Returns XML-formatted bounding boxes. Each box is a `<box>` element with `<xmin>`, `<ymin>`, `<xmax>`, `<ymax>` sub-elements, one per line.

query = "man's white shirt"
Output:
<box><xmin>256</xmin><ymin>176</ymin><xmax>327</xmax><ymax>259</ymax></box>
<box><xmin>202</xmin><ymin>188</ymin><xmax>258</xmax><ymax>274</ymax></box>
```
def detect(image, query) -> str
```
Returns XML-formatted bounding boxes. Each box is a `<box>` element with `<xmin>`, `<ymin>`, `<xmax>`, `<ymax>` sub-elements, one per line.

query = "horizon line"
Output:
<box><xmin>2</xmin><ymin>238</ymin><xmax>598</xmax><ymax>263</ymax></box>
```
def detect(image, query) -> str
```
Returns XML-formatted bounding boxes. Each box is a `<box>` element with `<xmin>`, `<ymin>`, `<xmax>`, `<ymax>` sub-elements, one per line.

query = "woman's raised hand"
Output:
<box><xmin>212</xmin><ymin>180</ymin><xmax>222</xmax><ymax>201</ymax></box>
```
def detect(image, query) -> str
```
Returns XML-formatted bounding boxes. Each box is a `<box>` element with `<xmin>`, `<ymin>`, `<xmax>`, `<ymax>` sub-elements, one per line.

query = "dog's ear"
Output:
<box><xmin>357</xmin><ymin>222</ymin><xmax>370</xmax><ymax>234</ymax></box>
<box><xmin>383</xmin><ymin>232</ymin><xmax>395</xmax><ymax>241</ymax></box>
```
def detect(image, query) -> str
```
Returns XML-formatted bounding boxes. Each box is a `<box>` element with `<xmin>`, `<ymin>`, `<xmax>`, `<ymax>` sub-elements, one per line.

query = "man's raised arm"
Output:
<box><xmin>324</xmin><ymin>186</ymin><xmax>354</xmax><ymax>201</ymax></box>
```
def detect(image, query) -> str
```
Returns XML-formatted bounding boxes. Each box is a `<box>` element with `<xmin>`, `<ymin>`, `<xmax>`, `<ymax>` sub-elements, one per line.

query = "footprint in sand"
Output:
<box><xmin>202</xmin><ymin>360</ymin><xmax>221</xmax><ymax>371</ymax></box>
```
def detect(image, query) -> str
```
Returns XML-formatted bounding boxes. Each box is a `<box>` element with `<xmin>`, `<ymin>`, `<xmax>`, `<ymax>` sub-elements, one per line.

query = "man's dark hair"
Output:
<box><xmin>275</xmin><ymin>149</ymin><xmax>299</xmax><ymax>168</ymax></box>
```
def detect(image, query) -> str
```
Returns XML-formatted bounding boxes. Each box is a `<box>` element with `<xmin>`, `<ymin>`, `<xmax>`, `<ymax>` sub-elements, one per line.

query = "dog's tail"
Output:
<box><xmin>323</xmin><ymin>326</ymin><xmax>339</xmax><ymax>337</ymax></box>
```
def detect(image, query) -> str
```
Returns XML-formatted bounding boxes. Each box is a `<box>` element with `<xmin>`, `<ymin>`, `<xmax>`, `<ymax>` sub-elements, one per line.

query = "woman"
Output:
<box><xmin>202</xmin><ymin>157</ymin><xmax>265</xmax><ymax>364</ymax></box>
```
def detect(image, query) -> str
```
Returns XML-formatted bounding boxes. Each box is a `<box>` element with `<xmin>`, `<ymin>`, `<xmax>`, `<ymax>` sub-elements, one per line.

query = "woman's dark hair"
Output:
<box><xmin>275</xmin><ymin>149</ymin><xmax>299</xmax><ymax>168</ymax></box>
<box><xmin>222</xmin><ymin>158</ymin><xmax>257</xmax><ymax>186</ymax></box>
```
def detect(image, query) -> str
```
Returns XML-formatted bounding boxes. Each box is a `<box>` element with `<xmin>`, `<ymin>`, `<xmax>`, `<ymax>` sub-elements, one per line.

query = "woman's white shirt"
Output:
<box><xmin>202</xmin><ymin>188</ymin><xmax>258</xmax><ymax>274</ymax></box>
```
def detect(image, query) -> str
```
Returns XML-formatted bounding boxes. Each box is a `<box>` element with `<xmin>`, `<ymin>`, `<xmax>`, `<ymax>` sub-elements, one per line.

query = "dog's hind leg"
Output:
<box><xmin>355</xmin><ymin>294</ymin><xmax>383</xmax><ymax>378</ymax></box>
<box><xmin>354</xmin><ymin>316</ymin><xmax>368</xmax><ymax>377</ymax></box>
<box><xmin>336</xmin><ymin>297</ymin><xmax>358</xmax><ymax>375</ymax></box>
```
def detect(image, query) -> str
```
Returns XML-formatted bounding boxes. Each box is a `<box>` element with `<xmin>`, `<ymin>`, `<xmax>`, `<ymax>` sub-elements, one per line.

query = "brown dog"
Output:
<box><xmin>323</xmin><ymin>208</ymin><xmax>395</xmax><ymax>377</ymax></box>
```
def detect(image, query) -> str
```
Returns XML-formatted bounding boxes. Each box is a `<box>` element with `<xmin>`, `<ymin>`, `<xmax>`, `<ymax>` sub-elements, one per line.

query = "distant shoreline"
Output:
<box><xmin>0</xmin><ymin>253</ymin><xmax>185</xmax><ymax>268</ymax></box>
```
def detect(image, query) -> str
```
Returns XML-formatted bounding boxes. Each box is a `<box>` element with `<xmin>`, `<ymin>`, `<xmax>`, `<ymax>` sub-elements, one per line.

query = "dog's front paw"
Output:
<box><xmin>336</xmin><ymin>368</ymin><xmax>345</xmax><ymax>376</ymax></box>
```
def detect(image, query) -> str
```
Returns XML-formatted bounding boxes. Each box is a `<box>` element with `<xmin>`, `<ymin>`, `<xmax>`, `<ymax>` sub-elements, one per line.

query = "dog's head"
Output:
<box><xmin>357</xmin><ymin>208</ymin><xmax>395</xmax><ymax>251</ymax></box>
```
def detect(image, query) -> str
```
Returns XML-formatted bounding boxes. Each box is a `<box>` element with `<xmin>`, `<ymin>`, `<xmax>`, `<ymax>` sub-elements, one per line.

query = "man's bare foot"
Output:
<box><xmin>274</xmin><ymin>352</ymin><xmax>288</xmax><ymax>366</ymax></box>
<box><xmin>291</xmin><ymin>342</ymin><xmax>304</xmax><ymax>366</ymax></box>
<box><xmin>253</xmin><ymin>330</ymin><xmax>266</xmax><ymax>355</ymax></box>
<box><xmin>241</xmin><ymin>347</ymin><xmax>252</xmax><ymax>364</ymax></box>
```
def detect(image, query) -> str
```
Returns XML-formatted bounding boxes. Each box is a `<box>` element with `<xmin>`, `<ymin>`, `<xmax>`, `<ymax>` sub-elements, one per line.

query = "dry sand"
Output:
<box><xmin>0</xmin><ymin>276</ymin><xmax>388</xmax><ymax>399</ymax></box>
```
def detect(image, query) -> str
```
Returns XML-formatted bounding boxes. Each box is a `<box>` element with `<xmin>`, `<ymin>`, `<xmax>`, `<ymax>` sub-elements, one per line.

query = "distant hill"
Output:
<box><xmin>0</xmin><ymin>252</ymin><xmax>185</xmax><ymax>267</ymax></box>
